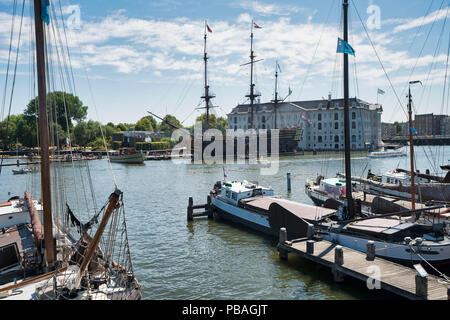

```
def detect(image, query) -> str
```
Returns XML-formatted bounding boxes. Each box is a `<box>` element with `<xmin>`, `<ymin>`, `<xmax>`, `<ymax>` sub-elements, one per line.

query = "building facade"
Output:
<box><xmin>227</xmin><ymin>97</ymin><xmax>383</xmax><ymax>151</ymax></box>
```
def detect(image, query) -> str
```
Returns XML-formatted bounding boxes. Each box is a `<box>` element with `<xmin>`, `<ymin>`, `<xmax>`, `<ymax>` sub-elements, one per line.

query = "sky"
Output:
<box><xmin>0</xmin><ymin>0</ymin><xmax>449</xmax><ymax>127</ymax></box>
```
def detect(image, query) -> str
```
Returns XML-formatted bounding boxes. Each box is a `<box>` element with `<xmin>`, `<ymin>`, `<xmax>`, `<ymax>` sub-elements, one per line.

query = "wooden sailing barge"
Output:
<box><xmin>0</xmin><ymin>0</ymin><xmax>140</xmax><ymax>300</ymax></box>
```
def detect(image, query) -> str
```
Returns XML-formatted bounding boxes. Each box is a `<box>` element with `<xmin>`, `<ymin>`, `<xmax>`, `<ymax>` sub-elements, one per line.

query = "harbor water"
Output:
<box><xmin>1</xmin><ymin>145</ymin><xmax>448</xmax><ymax>299</ymax></box>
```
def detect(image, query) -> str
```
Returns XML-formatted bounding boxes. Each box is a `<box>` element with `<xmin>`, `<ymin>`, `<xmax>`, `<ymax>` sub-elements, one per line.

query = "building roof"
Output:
<box><xmin>228</xmin><ymin>97</ymin><xmax>381</xmax><ymax>116</ymax></box>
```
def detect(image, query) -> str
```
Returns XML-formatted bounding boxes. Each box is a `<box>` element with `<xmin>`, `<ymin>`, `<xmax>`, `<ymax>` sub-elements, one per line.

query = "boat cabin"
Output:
<box><xmin>220</xmin><ymin>180</ymin><xmax>274</xmax><ymax>205</ymax></box>
<box><xmin>381</xmin><ymin>170</ymin><xmax>428</xmax><ymax>185</ymax></box>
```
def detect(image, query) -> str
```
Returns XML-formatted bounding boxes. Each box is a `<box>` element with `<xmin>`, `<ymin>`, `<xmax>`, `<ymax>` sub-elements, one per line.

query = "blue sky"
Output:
<box><xmin>0</xmin><ymin>0</ymin><xmax>449</xmax><ymax>126</ymax></box>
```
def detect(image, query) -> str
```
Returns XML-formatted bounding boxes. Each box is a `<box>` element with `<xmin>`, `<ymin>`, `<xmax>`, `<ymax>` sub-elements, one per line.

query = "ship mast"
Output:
<box><xmin>33</xmin><ymin>0</ymin><xmax>55</xmax><ymax>267</ymax></box>
<box><xmin>271</xmin><ymin>61</ymin><xmax>282</xmax><ymax>129</ymax></box>
<box><xmin>407</xmin><ymin>80</ymin><xmax>421</xmax><ymax>211</ymax></box>
<box><xmin>199</xmin><ymin>20</ymin><xmax>216</xmax><ymax>129</ymax></box>
<box><xmin>245</xmin><ymin>21</ymin><xmax>261</xmax><ymax>129</ymax></box>
<box><xmin>342</xmin><ymin>0</ymin><xmax>354</xmax><ymax>219</ymax></box>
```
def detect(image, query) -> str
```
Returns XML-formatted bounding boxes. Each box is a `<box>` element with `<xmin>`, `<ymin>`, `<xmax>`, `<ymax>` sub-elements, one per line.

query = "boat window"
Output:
<box><xmin>253</xmin><ymin>189</ymin><xmax>262</xmax><ymax>196</ymax></box>
<box><xmin>232</xmin><ymin>192</ymin><xmax>237</xmax><ymax>200</ymax></box>
<box><xmin>226</xmin><ymin>190</ymin><xmax>231</xmax><ymax>198</ymax></box>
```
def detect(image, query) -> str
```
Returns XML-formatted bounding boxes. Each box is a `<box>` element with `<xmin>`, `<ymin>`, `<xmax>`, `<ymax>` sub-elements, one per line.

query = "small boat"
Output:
<box><xmin>12</xmin><ymin>167</ymin><xmax>38</xmax><ymax>175</ymax></box>
<box><xmin>109</xmin><ymin>148</ymin><xmax>145</xmax><ymax>164</ymax></box>
<box><xmin>367</xmin><ymin>150</ymin><xmax>407</xmax><ymax>158</ymax></box>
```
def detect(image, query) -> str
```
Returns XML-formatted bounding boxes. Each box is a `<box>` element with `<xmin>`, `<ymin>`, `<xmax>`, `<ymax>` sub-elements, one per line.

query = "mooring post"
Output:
<box><xmin>306</xmin><ymin>223</ymin><xmax>314</xmax><ymax>239</ymax></box>
<box><xmin>306</xmin><ymin>240</ymin><xmax>314</xmax><ymax>254</ymax></box>
<box><xmin>447</xmin><ymin>286</ymin><xmax>450</xmax><ymax>300</ymax></box>
<box><xmin>278</xmin><ymin>228</ymin><xmax>288</xmax><ymax>260</ymax></box>
<box><xmin>333</xmin><ymin>245</ymin><xmax>344</xmax><ymax>282</ymax></box>
<box><xmin>286</xmin><ymin>173</ymin><xmax>291</xmax><ymax>192</ymax></box>
<box><xmin>415</xmin><ymin>272</ymin><xmax>428</xmax><ymax>299</ymax></box>
<box><xmin>187</xmin><ymin>197</ymin><xmax>193</xmax><ymax>221</ymax></box>
<box><xmin>366</xmin><ymin>241</ymin><xmax>375</xmax><ymax>261</ymax></box>
<box><xmin>206</xmin><ymin>195</ymin><xmax>213</xmax><ymax>219</ymax></box>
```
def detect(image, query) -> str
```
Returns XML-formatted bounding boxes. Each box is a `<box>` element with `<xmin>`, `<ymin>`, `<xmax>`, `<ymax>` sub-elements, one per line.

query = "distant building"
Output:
<box><xmin>381</xmin><ymin>122</ymin><xmax>397</xmax><ymax>139</ymax></box>
<box><xmin>441</xmin><ymin>117</ymin><xmax>450</xmax><ymax>135</ymax></box>
<box><xmin>227</xmin><ymin>96</ymin><xmax>383</xmax><ymax>151</ymax></box>
<box><xmin>112</xmin><ymin>130</ymin><xmax>163</xmax><ymax>148</ymax></box>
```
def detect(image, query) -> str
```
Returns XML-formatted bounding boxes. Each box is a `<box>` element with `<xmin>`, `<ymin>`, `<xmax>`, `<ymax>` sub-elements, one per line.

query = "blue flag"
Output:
<box><xmin>409</xmin><ymin>127</ymin><xmax>418</xmax><ymax>134</ymax></box>
<box><xmin>337</xmin><ymin>38</ymin><xmax>355</xmax><ymax>56</ymax></box>
<box><xmin>41</xmin><ymin>0</ymin><xmax>50</xmax><ymax>25</ymax></box>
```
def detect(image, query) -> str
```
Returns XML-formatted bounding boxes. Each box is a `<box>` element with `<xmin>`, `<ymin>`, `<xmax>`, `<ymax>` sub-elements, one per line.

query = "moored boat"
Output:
<box><xmin>109</xmin><ymin>148</ymin><xmax>145</xmax><ymax>164</ymax></box>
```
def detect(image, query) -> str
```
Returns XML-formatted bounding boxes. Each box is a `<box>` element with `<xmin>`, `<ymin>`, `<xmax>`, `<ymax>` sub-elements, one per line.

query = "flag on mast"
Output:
<box><xmin>301</xmin><ymin>113</ymin><xmax>312</xmax><ymax>125</ymax></box>
<box><xmin>206</xmin><ymin>23</ymin><xmax>212</xmax><ymax>33</ymax></box>
<box><xmin>253</xmin><ymin>21</ymin><xmax>262</xmax><ymax>29</ymax></box>
<box><xmin>41</xmin><ymin>0</ymin><xmax>50</xmax><ymax>25</ymax></box>
<box><xmin>377</xmin><ymin>88</ymin><xmax>385</xmax><ymax>95</ymax></box>
<box><xmin>336</xmin><ymin>37</ymin><xmax>355</xmax><ymax>56</ymax></box>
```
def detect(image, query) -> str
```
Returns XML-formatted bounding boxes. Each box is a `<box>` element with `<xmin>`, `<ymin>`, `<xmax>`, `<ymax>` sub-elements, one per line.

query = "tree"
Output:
<box><xmin>157</xmin><ymin>114</ymin><xmax>182</xmax><ymax>137</ymax></box>
<box><xmin>135</xmin><ymin>117</ymin><xmax>154</xmax><ymax>131</ymax></box>
<box><xmin>24</xmin><ymin>91</ymin><xmax>88</xmax><ymax>133</ymax></box>
<box><xmin>196</xmin><ymin>113</ymin><xmax>228</xmax><ymax>133</ymax></box>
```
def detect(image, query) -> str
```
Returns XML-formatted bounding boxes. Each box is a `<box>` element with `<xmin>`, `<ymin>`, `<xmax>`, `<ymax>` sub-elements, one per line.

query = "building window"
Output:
<box><xmin>335</xmin><ymin>122</ymin><xmax>339</xmax><ymax>129</ymax></box>
<box><xmin>318</xmin><ymin>136</ymin><xmax>323</xmax><ymax>143</ymax></box>
<box><xmin>352</xmin><ymin>112</ymin><xmax>356</xmax><ymax>120</ymax></box>
<box><xmin>352</xmin><ymin>122</ymin><xmax>356</xmax><ymax>129</ymax></box>
<box><xmin>234</xmin><ymin>117</ymin><xmax>237</xmax><ymax>123</ymax></box>
<box><xmin>352</xmin><ymin>135</ymin><xmax>356</xmax><ymax>142</ymax></box>
<box><xmin>334</xmin><ymin>113</ymin><xmax>339</xmax><ymax>120</ymax></box>
<box><xmin>318</xmin><ymin>123</ymin><xmax>322</xmax><ymax>130</ymax></box>
<box><xmin>318</xmin><ymin>114</ymin><xmax>322</xmax><ymax>121</ymax></box>
<box><xmin>334</xmin><ymin>135</ymin><xmax>339</xmax><ymax>142</ymax></box>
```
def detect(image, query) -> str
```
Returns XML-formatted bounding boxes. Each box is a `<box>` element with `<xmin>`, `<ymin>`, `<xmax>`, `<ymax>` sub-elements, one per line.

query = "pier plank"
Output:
<box><xmin>279</xmin><ymin>239</ymin><xmax>449</xmax><ymax>300</ymax></box>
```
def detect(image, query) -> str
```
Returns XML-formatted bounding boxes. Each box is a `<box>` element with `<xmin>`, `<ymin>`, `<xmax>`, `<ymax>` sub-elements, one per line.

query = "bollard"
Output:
<box><xmin>286</xmin><ymin>173</ymin><xmax>291</xmax><ymax>192</ymax></box>
<box><xmin>335</xmin><ymin>246</ymin><xmax>344</xmax><ymax>265</ymax></box>
<box><xmin>415</xmin><ymin>273</ymin><xmax>428</xmax><ymax>298</ymax></box>
<box><xmin>333</xmin><ymin>245</ymin><xmax>344</xmax><ymax>282</ymax></box>
<box><xmin>366</xmin><ymin>241</ymin><xmax>375</xmax><ymax>261</ymax></box>
<box><xmin>206</xmin><ymin>195</ymin><xmax>213</xmax><ymax>219</ymax></box>
<box><xmin>306</xmin><ymin>240</ymin><xmax>315</xmax><ymax>254</ymax></box>
<box><xmin>279</xmin><ymin>227</ymin><xmax>287</xmax><ymax>243</ymax></box>
<box><xmin>447</xmin><ymin>286</ymin><xmax>450</xmax><ymax>300</ymax></box>
<box><xmin>187</xmin><ymin>197</ymin><xmax>193</xmax><ymax>221</ymax></box>
<box><xmin>306</xmin><ymin>223</ymin><xmax>314</xmax><ymax>239</ymax></box>
<box><xmin>278</xmin><ymin>228</ymin><xmax>288</xmax><ymax>260</ymax></box>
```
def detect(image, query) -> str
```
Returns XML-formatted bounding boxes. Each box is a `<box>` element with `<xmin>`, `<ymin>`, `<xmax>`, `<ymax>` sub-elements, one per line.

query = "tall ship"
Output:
<box><xmin>206</xmin><ymin>0</ymin><xmax>450</xmax><ymax>270</ymax></box>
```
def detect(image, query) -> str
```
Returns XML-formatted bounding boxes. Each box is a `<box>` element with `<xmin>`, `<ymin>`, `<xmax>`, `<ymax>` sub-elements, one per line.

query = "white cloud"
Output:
<box><xmin>231</xmin><ymin>0</ymin><xmax>305</xmax><ymax>17</ymax></box>
<box><xmin>393</xmin><ymin>6</ymin><xmax>450</xmax><ymax>33</ymax></box>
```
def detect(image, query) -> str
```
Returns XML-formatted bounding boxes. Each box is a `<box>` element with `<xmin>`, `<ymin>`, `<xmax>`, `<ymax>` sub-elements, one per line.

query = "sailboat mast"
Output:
<box><xmin>407</xmin><ymin>86</ymin><xmax>416</xmax><ymax>210</ymax></box>
<box><xmin>246</xmin><ymin>21</ymin><xmax>260</xmax><ymax>129</ymax></box>
<box><xmin>272</xmin><ymin>61</ymin><xmax>280</xmax><ymax>129</ymax></box>
<box><xmin>33</xmin><ymin>0</ymin><xmax>55</xmax><ymax>266</ymax></box>
<box><xmin>200</xmin><ymin>21</ymin><xmax>215</xmax><ymax>129</ymax></box>
<box><xmin>342</xmin><ymin>0</ymin><xmax>354</xmax><ymax>218</ymax></box>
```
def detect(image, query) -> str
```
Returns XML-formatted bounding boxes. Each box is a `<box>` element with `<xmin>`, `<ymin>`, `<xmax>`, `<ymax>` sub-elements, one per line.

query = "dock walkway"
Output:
<box><xmin>277</xmin><ymin>232</ymin><xmax>449</xmax><ymax>300</ymax></box>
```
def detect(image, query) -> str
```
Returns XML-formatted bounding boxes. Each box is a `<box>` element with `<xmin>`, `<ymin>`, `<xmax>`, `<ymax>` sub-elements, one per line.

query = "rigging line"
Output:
<box><xmin>350</xmin><ymin>0</ymin><xmax>408</xmax><ymax>118</ymax></box>
<box><xmin>297</xmin><ymin>0</ymin><xmax>337</xmax><ymax>100</ymax></box>
<box><xmin>416</xmin><ymin>3</ymin><xmax>449</xmax><ymax>114</ymax></box>
<box><xmin>0</xmin><ymin>0</ymin><xmax>17</xmax><ymax>123</ymax></box>
<box><xmin>55</xmin><ymin>1</ymin><xmax>98</xmax><ymax>213</ymax></box>
<box><xmin>0</xmin><ymin>0</ymin><xmax>26</xmax><ymax>176</ymax></box>
<box><xmin>387</xmin><ymin>0</ymin><xmax>437</xmax><ymax>109</ymax></box>
<box><xmin>401</xmin><ymin>0</ymin><xmax>448</xmax><ymax>113</ymax></box>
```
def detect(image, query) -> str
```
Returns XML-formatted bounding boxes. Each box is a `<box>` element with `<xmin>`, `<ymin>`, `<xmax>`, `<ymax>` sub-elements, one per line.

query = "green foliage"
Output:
<box><xmin>112</xmin><ymin>141</ymin><xmax>122</xmax><ymax>150</ymax></box>
<box><xmin>135</xmin><ymin>117</ymin><xmax>154</xmax><ymax>131</ymax></box>
<box><xmin>157</xmin><ymin>114</ymin><xmax>182</xmax><ymax>137</ymax></box>
<box><xmin>24</xmin><ymin>91</ymin><xmax>87</xmax><ymax>133</ymax></box>
<box><xmin>196</xmin><ymin>113</ymin><xmax>228</xmax><ymax>133</ymax></box>
<box><xmin>149</xmin><ymin>141</ymin><xmax>169</xmax><ymax>150</ymax></box>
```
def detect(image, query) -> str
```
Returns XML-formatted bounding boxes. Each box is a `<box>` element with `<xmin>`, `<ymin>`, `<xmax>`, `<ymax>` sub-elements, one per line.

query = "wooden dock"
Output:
<box><xmin>277</xmin><ymin>229</ymin><xmax>449</xmax><ymax>300</ymax></box>
<box><xmin>187</xmin><ymin>196</ymin><xmax>213</xmax><ymax>220</ymax></box>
